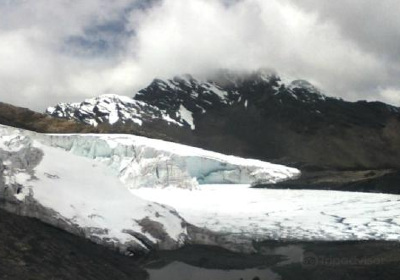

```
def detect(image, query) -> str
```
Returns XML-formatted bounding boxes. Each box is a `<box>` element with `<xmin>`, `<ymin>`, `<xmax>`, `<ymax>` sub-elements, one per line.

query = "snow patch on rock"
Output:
<box><xmin>178</xmin><ymin>105</ymin><xmax>195</xmax><ymax>130</ymax></box>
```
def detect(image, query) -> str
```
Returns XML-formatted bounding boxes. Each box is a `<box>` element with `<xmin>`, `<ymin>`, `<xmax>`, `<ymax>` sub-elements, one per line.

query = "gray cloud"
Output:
<box><xmin>288</xmin><ymin>0</ymin><xmax>400</xmax><ymax>62</ymax></box>
<box><xmin>288</xmin><ymin>0</ymin><xmax>400</xmax><ymax>103</ymax></box>
<box><xmin>0</xmin><ymin>0</ymin><xmax>399</xmax><ymax>111</ymax></box>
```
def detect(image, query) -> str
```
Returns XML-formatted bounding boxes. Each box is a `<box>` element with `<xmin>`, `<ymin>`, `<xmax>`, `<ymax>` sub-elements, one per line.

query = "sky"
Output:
<box><xmin>0</xmin><ymin>0</ymin><xmax>400</xmax><ymax>111</ymax></box>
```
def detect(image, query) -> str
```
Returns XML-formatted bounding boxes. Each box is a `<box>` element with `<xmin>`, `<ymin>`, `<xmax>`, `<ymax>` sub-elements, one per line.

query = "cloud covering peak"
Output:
<box><xmin>0</xmin><ymin>0</ymin><xmax>399</xmax><ymax>110</ymax></box>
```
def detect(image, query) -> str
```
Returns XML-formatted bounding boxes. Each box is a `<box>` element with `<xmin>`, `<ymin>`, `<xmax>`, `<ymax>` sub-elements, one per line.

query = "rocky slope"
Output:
<box><xmin>0</xmin><ymin>102</ymin><xmax>97</xmax><ymax>133</ymax></box>
<box><xmin>46</xmin><ymin>69</ymin><xmax>400</xmax><ymax>172</ymax></box>
<box><xmin>0</xmin><ymin>208</ymin><xmax>148</xmax><ymax>280</ymax></box>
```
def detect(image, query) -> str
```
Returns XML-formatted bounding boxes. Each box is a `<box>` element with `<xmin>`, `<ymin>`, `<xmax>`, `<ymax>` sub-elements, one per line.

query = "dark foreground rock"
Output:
<box><xmin>0</xmin><ymin>208</ymin><xmax>148</xmax><ymax>280</ymax></box>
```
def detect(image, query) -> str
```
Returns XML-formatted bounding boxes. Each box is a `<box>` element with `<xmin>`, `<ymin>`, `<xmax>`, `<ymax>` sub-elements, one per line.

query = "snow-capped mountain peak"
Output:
<box><xmin>45</xmin><ymin>70</ymin><xmax>349</xmax><ymax>133</ymax></box>
<box><xmin>46</xmin><ymin>94</ymin><xmax>186</xmax><ymax>128</ymax></box>
<box><xmin>136</xmin><ymin>75</ymin><xmax>233</xmax><ymax>108</ymax></box>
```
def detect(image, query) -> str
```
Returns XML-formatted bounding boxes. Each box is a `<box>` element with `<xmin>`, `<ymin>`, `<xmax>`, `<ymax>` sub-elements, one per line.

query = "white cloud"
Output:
<box><xmin>0</xmin><ymin>0</ymin><xmax>399</xmax><ymax>110</ymax></box>
<box><xmin>379</xmin><ymin>88</ymin><xmax>400</xmax><ymax>106</ymax></box>
<box><xmin>128</xmin><ymin>0</ymin><xmax>389</xmax><ymax>102</ymax></box>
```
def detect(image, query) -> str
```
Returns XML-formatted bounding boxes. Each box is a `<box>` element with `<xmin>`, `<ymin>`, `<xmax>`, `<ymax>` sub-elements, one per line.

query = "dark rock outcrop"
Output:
<box><xmin>0</xmin><ymin>208</ymin><xmax>148</xmax><ymax>280</ymax></box>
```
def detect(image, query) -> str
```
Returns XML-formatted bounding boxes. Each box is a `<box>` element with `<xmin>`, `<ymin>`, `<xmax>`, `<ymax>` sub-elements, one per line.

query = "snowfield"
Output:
<box><xmin>132</xmin><ymin>184</ymin><xmax>400</xmax><ymax>241</ymax></box>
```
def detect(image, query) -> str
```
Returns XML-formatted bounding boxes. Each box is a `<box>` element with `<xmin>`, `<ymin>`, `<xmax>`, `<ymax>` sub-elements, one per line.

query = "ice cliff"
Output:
<box><xmin>38</xmin><ymin>133</ymin><xmax>300</xmax><ymax>189</ymax></box>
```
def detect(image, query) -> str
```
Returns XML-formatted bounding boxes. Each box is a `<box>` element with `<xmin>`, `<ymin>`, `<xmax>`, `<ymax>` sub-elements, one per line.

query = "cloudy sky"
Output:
<box><xmin>0</xmin><ymin>0</ymin><xmax>400</xmax><ymax>111</ymax></box>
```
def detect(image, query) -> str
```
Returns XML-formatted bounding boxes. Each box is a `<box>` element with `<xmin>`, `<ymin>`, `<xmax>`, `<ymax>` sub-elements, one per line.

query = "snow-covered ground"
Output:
<box><xmin>132</xmin><ymin>184</ymin><xmax>400</xmax><ymax>241</ymax></box>
<box><xmin>29</xmin><ymin>141</ymin><xmax>187</xmax><ymax>246</ymax></box>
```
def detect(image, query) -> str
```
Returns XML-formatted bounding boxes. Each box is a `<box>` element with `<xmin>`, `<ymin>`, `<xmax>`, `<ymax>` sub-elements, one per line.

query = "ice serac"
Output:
<box><xmin>37</xmin><ymin>133</ymin><xmax>300</xmax><ymax>189</ymax></box>
<box><xmin>0</xmin><ymin>125</ymin><xmax>188</xmax><ymax>255</ymax></box>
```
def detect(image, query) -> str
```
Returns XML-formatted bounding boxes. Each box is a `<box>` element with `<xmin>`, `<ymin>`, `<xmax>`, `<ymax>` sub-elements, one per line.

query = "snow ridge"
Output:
<box><xmin>46</xmin><ymin>94</ymin><xmax>184</xmax><ymax>128</ymax></box>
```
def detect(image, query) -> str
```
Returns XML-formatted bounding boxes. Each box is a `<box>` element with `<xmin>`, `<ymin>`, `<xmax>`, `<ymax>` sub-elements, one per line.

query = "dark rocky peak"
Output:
<box><xmin>204</xmin><ymin>69</ymin><xmax>330</xmax><ymax>107</ymax></box>
<box><xmin>132</xmin><ymin>69</ymin><xmax>342</xmax><ymax>131</ymax></box>
<box><xmin>135</xmin><ymin>69</ymin><xmax>292</xmax><ymax>112</ymax></box>
<box><xmin>135</xmin><ymin>74</ymin><xmax>233</xmax><ymax>115</ymax></box>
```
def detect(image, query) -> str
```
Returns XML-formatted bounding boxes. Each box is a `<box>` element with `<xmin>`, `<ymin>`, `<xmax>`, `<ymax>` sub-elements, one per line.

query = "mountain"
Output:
<box><xmin>46</xmin><ymin>94</ymin><xmax>183</xmax><ymax>128</ymax></box>
<box><xmin>46</xmin><ymin>69</ymin><xmax>400</xmax><ymax>172</ymax></box>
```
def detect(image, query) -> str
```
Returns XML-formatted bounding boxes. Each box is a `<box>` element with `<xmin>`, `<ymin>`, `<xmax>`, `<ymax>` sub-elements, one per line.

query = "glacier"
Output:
<box><xmin>4</xmin><ymin>124</ymin><xmax>398</xmax><ymax>256</ymax></box>
<box><xmin>0</xmin><ymin>124</ymin><xmax>300</xmax><ymax>254</ymax></box>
